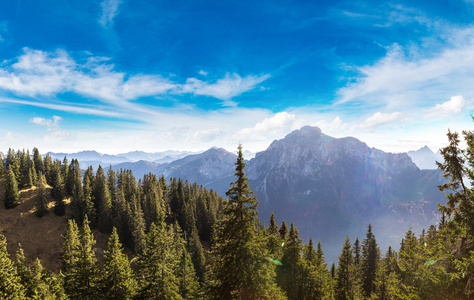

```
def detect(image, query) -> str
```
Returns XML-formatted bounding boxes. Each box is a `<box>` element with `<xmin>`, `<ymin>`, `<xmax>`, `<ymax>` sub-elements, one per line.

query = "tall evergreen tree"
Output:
<box><xmin>51</xmin><ymin>163</ymin><xmax>66</xmax><ymax>216</ymax></box>
<box><xmin>5</xmin><ymin>168</ymin><xmax>20</xmax><ymax>209</ymax></box>
<box><xmin>137</xmin><ymin>222</ymin><xmax>182</xmax><ymax>299</ymax></box>
<box><xmin>279</xmin><ymin>220</ymin><xmax>288</xmax><ymax>240</ymax></box>
<box><xmin>277</xmin><ymin>222</ymin><xmax>304</xmax><ymax>299</ymax></box>
<box><xmin>94</xmin><ymin>165</ymin><xmax>112</xmax><ymax>232</ymax></box>
<box><xmin>35</xmin><ymin>172</ymin><xmax>48</xmax><ymax>217</ymax></box>
<box><xmin>208</xmin><ymin>145</ymin><xmax>284</xmax><ymax>299</ymax></box>
<box><xmin>361</xmin><ymin>224</ymin><xmax>379</xmax><ymax>298</ymax></box>
<box><xmin>336</xmin><ymin>236</ymin><xmax>354</xmax><ymax>300</ymax></box>
<box><xmin>33</xmin><ymin>148</ymin><xmax>43</xmax><ymax>176</ymax></box>
<box><xmin>100</xmin><ymin>227</ymin><xmax>137</xmax><ymax>299</ymax></box>
<box><xmin>61</xmin><ymin>217</ymin><xmax>99</xmax><ymax>299</ymax></box>
<box><xmin>267</xmin><ymin>213</ymin><xmax>281</xmax><ymax>256</ymax></box>
<box><xmin>6</xmin><ymin>148</ymin><xmax>20</xmax><ymax>182</ymax></box>
<box><xmin>0</xmin><ymin>234</ymin><xmax>25</xmax><ymax>299</ymax></box>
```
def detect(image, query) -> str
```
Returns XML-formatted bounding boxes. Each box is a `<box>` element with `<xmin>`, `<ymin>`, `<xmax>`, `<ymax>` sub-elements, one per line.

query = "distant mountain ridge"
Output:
<box><xmin>407</xmin><ymin>146</ymin><xmax>443</xmax><ymax>169</ymax></box>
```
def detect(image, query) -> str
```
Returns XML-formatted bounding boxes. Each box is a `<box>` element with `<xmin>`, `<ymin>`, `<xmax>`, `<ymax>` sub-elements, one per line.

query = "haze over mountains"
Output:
<box><xmin>43</xmin><ymin>126</ymin><xmax>446</xmax><ymax>262</ymax></box>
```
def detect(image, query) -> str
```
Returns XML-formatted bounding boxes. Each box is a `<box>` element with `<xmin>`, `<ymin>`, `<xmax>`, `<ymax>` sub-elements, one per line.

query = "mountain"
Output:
<box><xmin>113</xmin><ymin>148</ymin><xmax>237</xmax><ymax>191</ymax></box>
<box><xmin>46</xmin><ymin>150</ymin><xmax>130</xmax><ymax>166</ymax></box>
<box><xmin>117</xmin><ymin>150</ymin><xmax>201</xmax><ymax>162</ymax></box>
<box><xmin>407</xmin><ymin>146</ymin><xmax>443</xmax><ymax>169</ymax></box>
<box><xmin>245</xmin><ymin>126</ymin><xmax>444</xmax><ymax>262</ymax></box>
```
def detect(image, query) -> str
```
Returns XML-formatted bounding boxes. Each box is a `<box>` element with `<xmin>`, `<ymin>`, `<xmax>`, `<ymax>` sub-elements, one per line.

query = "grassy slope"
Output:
<box><xmin>0</xmin><ymin>172</ymin><xmax>112</xmax><ymax>272</ymax></box>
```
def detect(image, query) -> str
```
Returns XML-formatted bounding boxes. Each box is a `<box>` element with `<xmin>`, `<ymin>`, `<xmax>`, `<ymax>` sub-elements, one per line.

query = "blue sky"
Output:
<box><xmin>0</xmin><ymin>0</ymin><xmax>473</xmax><ymax>154</ymax></box>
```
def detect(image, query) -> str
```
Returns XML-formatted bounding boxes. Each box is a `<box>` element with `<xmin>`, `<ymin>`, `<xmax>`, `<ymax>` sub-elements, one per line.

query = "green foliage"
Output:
<box><xmin>336</xmin><ymin>236</ymin><xmax>354</xmax><ymax>300</ymax></box>
<box><xmin>61</xmin><ymin>217</ymin><xmax>99</xmax><ymax>299</ymax></box>
<box><xmin>137</xmin><ymin>222</ymin><xmax>182</xmax><ymax>299</ymax></box>
<box><xmin>361</xmin><ymin>224</ymin><xmax>379</xmax><ymax>297</ymax></box>
<box><xmin>35</xmin><ymin>172</ymin><xmax>48</xmax><ymax>217</ymax></box>
<box><xmin>51</xmin><ymin>162</ymin><xmax>66</xmax><ymax>216</ymax></box>
<box><xmin>5</xmin><ymin>168</ymin><xmax>20</xmax><ymax>209</ymax></box>
<box><xmin>208</xmin><ymin>145</ymin><xmax>285</xmax><ymax>299</ymax></box>
<box><xmin>0</xmin><ymin>234</ymin><xmax>24</xmax><ymax>299</ymax></box>
<box><xmin>100</xmin><ymin>227</ymin><xmax>137</xmax><ymax>299</ymax></box>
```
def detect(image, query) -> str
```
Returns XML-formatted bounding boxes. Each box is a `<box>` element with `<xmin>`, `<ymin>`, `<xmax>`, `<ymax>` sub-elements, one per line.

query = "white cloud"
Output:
<box><xmin>314</xmin><ymin>117</ymin><xmax>348</xmax><ymax>133</ymax></box>
<box><xmin>199</xmin><ymin>70</ymin><xmax>208</xmax><ymax>76</ymax></box>
<box><xmin>30</xmin><ymin>116</ymin><xmax>63</xmax><ymax>130</ymax></box>
<box><xmin>425</xmin><ymin>95</ymin><xmax>467</xmax><ymax>119</ymax></box>
<box><xmin>358</xmin><ymin>112</ymin><xmax>402</xmax><ymax>129</ymax></box>
<box><xmin>0</xmin><ymin>49</ymin><xmax>269</xmax><ymax>117</ymax></box>
<box><xmin>337</xmin><ymin>27</ymin><xmax>474</xmax><ymax>111</ymax></box>
<box><xmin>235</xmin><ymin>112</ymin><xmax>298</xmax><ymax>140</ymax></box>
<box><xmin>179</xmin><ymin>73</ymin><xmax>270</xmax><ymax>106</ymax></box>
<box><xmin>99</xmin><ymin>0</ymin><xmax>122</xmax><ymax>28</ymax></box>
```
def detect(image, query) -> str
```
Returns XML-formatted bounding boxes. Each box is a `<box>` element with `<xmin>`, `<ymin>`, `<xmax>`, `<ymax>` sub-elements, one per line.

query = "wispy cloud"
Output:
<box><xmin>178</xmin><ymin>73</ymin><xmax>271</xmax><ymax>107</ymax></box>
<box><xmin>358</xmin><ymin>112</ymin><xmax>402</xmax><ymax>129</ymax></box>
<box><xmin>425</xmin><ymin>95</ymin><xmax>467</xmax><ymax>119</ymax></box>
<box><xmin>0</xmin><ymin>48</ymin><xmax>270</xmax><ymax>116</ymax></box>
<box><xmin>0</xmin><ymin>97</ymin><xmax>124</xmax><ymax>118</ymax></box>
<box><xmin>30</xmin><ymin>115</ymin><xmax>62</xmax><ymax>130</ymax></box>
<box><xmin>337</xmin><ymin>27</ymin><xmax>474</xmax><ymax>110</ymax></box>
<box><xmin>234</xmin><ymin>112</ymin><xmax>299</xmax><ymax>140</ymax></box>
<box><xmin>99</xmin><ymin>0</ymin><xmax>122</xmax><ymax>28</ymax></box>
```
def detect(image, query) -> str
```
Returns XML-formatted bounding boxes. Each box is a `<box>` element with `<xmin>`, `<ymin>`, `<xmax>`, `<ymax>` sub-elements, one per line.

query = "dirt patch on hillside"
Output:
<box><xmin>0</xmin><ymin>173</ymin><xmax>118</xmax><ymax>272</ymax></box>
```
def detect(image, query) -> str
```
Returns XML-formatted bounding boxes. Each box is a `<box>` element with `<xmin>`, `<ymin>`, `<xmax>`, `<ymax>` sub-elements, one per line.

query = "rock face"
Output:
<box><xmin>245</xmin><ymin>127</ymin><xmax>444</xmax><ymax>262</ymax></box>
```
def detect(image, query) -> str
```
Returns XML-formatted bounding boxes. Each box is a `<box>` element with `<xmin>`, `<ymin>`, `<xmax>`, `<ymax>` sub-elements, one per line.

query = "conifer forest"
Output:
<box><xmin>1</xmin><ymin>128</ymin><xmax>474</xmax><ymax>300</ymax></box>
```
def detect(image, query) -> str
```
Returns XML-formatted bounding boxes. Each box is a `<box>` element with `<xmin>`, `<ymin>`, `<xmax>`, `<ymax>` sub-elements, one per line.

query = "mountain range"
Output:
<box><xmin>43</xmin><ymin>126</ymin><xmax>446</xmax><ymax>263</ymax></box>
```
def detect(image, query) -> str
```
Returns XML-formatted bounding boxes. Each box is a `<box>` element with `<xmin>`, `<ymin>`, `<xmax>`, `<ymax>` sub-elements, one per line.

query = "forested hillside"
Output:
<box><xmin>1</xmin><ymin>126</ymin><xmax>474</xmax><ymax>299</ymax></box>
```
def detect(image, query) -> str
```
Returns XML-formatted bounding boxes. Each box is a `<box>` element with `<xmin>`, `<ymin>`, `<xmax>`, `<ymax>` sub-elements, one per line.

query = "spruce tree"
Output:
<box><xmin>279</xmin><ymin>220</ymin><xmax>288</xmax><ymax>240</ymax></box>
<box><xmin>277</xmin><ymin>222</ymin><xmax>304</xmax><ymax>299</ymax></box>
<box><xmin>208</xmin><ymin>145</ymin><xmax>284</xmax><ymax>299</ymax></box>
<box><xmin>137</xmin><ymin>222</ymin><xmax>181</xmax><ymax>299</ymax></box>
<box><xmin>0</xmin><ymin>234</ymin><xmax>24</xmax><ymax>299</ymax></box>
<box><xmin>336</xmin><ymin>236</ymin><xmax>354</xmax><ymax>300</ymax></box>
<box><xmin>101</xmin><ymin>227</ymin><xmax>137</xmax><ymax>299</ymax></box>
<box><xmin>267</xmin><ymin>213</ymin><xmax>281</xmax><ymax>256</ymax></box>
<box><xmin>94</xmin><ymin>165</ymin><xmax>112</xmax><ymax>232</ymax></box>
<box><xmin>62</xmin><ymin>216</ymin><xmax>99</xmax><ymax>299</ymax></box>
<box><xmin>52</xmin><ymin>163</ymin><xmax>66</xmax><ymax>216</ymax></box>
<box><xmin>5</xmin><ymin>168</ymin><xmax>20</xmax><ymax>209</ymax></box>
<box><xmin>6</xmin><ymin>148</ymin><xmax>20</xmax><ymax>182</ymax></box>
<box><xmin>0</xmin><ymin>154</ymin><xmax>4</xmax><ymax>172</ymax></box>
<box><xmin>361</xmin><ymin>224</ymin><xmax>379</xmax><ymax>298</ymax></box>
<box><xmin>35</xmin><ymin>172</ymin><xmax>48</xmax><ymax>217</ymax></box>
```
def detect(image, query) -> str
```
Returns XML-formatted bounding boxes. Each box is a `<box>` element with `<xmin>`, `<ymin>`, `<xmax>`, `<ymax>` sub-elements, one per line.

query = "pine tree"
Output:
<box><xmin>94</xmin><ymin>165</ymin><xmax>112</xmax><ymax>232</ymax></box>
<box><xmin>5</xmin><ymin>168</ymin><xmax>20</xmax><ymax>209</ymax></box>
<box><xmin>33</xmin><ymin>148</ymin><xmax>43</xmax><ymax>176</ymax></box>
<box><xmin>177</xmin><ymin>244</ymin><xmax>201</xmax><ymax>299</ymax></box>
<box><xmin>361</xmin><ymin>224</ymin><xmax>379</xmax><ymax>298</ymax></box>
<box><xmin>279</xmin><ymin>220</ymin><xmax>288</xmax><ymax>240</ymax></box>
<box><xmin>137</xmin><ymin>222</ymin><xmax>182</xmax><ymax>299</ymax></box>
<box><xmin>6</xmin><ymin>148</ymin><xmax>20</xmax><ymax>182</ymax></box>
<box><xmin>51</xmin><ymin>163</ymin><xmax>66</xmax><ymax>216</ymax></box>
<box><xmin>277</xmin><ymin>222</ymin><xmax>304</xmax><ymax>299</ymax></box>
<box><xmin>107</xmin><ymin>165</ymin><xmax>117</xmax><ymax>202</ymax></box>
<box><xmin>189</xmin><ymin>226</ymin><xmax>206</xmax><ymax>283</ymax></box>
<box><xmin>100</xmin><ymin>227</ymin><xmax>137</xmax><ymax>299</ymax></box>
<box><xmin>0</xmin><ymin>154</ymin><xmax>4</xmax><ymax>172</ymax></box>
<box><xmin>0</xmin><ymin>234</ymin><xmax>24</xmax><ymax>299</ymax></box>
<box><xmin>35</xmin><ymin>172</ymin><xmax>48</xmax><ymax>217</ymax></box>
<box><xmin>336</xmin><ymin>236</ymin><xmax>354</xmax><ymax>300</ymax></box>
<box><xmin>62</xmin><ymin>216</ymin><xmax>99</xmax><ymax>299</ymax></box>
<box><xmin>303</xmin><ymin>237</ymin><xmax>316</xmax><ymax>265</ymax></box>
<box><xmin>267</xmin><ymin>213</ymin><xmax>281</xmax><ymax>256</ymax></box>
<box><xmin>208</xmin><ymin>145</ymin><xmax>284</xmax><ymax>299</ymax></box>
